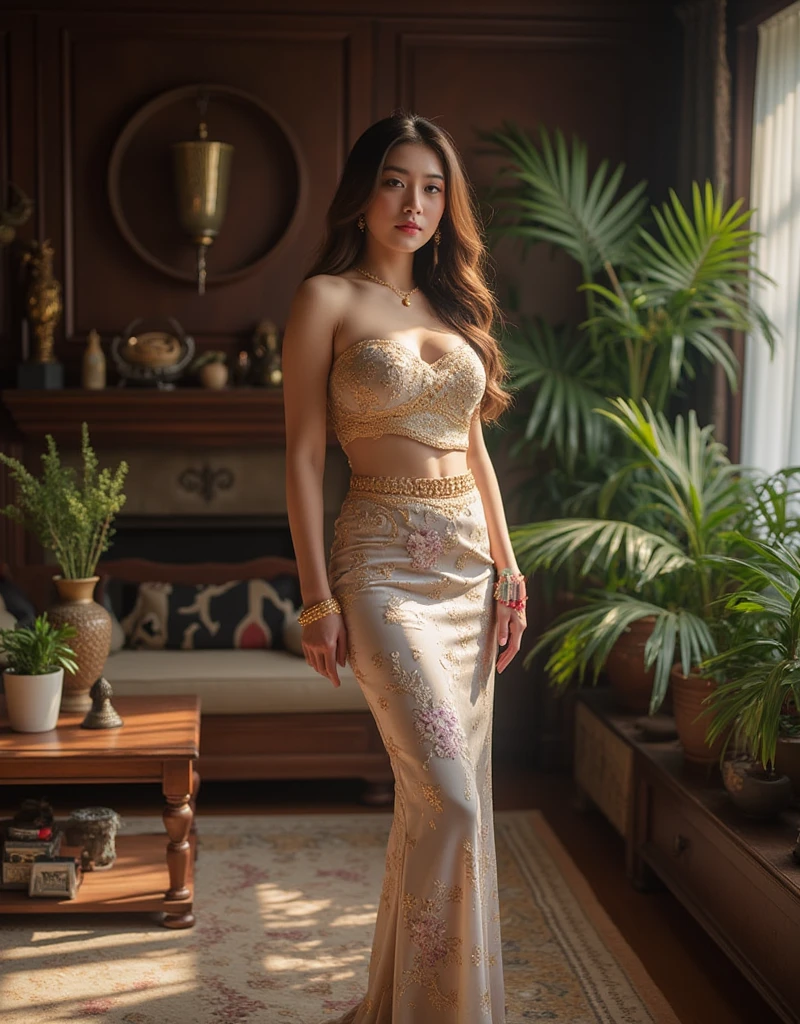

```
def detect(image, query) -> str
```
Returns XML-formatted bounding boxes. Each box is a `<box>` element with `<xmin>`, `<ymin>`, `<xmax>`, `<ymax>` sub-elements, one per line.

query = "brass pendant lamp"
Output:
<box><xmin>171</xmin><ymin>95</ymin><xmax>234</xmax><ymax>295</ymax></box>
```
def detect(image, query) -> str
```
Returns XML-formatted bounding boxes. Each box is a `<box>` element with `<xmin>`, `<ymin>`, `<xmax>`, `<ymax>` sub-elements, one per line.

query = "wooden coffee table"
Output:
<box><xmin>0</xmin><ymin>695</ymin><xmax>200</xmax><ymax>928</ymax></box>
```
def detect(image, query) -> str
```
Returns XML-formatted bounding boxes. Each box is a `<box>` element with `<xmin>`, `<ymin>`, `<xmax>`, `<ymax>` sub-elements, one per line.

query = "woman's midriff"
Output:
<box><xmin>342</xmin><ymin>435</ymin><xmax>470</xmax><ymax>479</ymax></box>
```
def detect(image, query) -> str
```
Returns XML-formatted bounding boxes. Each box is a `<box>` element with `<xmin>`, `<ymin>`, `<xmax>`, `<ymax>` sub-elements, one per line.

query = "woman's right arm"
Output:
<box><xmin>282</xmin><ymin>275</ymin><xmax>348</xmax><ymax>686</ymax></box>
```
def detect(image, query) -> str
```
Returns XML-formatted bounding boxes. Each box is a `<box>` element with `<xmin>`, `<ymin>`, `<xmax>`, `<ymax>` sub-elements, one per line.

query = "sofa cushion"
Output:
<box><xmin>102</xmin><ymin>649</ymin><xmax>368</xmax><ymax>714</ymax></box>
<box><xmin>100</xmin><ymin>591</ymin><xmax>125</xmax><ymax>654</ymax></box>
<box><xmin>282</xmin><ymin>606</ymin><xmax>304</xmax><ymax>657</ymax></box>
<box><xmin>0</xmin><ymin>576</ymin><xmax>36</xmax><ymax>629</ymax></box>
<box><xmin>0</xmin><ymin>595</ymin><xmax>17</xmax><ymax>670</ymax></box>
<box><xmin>110</xmin><ymin>576</ymin><xmax>300</xmax><ymax>652</ymax></box>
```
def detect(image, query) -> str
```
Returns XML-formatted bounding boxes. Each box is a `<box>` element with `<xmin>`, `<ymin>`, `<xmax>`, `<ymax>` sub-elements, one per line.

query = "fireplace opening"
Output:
<box><xmin>106</xmin><ymin>515</ymin><xmax>295</xmax><ymax>564</ymax></box>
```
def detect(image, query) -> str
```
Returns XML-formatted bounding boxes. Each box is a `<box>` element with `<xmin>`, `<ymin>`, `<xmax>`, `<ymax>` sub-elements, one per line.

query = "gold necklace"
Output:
<box><xmin>355</xmin><ymin>266</ymin><xmax>419</xmax><ymax>306</ymax></box>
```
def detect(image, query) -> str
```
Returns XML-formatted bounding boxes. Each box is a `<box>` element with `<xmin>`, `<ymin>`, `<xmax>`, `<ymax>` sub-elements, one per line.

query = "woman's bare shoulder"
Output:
<box><xmin>294</xmin><ymin>272</ymin><xmax>356</xmax><ymax>308</ymax></box>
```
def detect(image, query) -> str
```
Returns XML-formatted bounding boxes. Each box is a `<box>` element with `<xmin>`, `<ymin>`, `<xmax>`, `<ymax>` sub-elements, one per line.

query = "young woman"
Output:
<box><xmin>283</xmin><ymin>112</ymin><xmax>527</xmax><ymax>1024</ymax></box>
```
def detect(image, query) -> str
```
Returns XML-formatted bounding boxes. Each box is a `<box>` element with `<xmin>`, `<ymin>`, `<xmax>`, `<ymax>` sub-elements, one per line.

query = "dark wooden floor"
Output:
<box><xmin>0</xmin><ymin>762</ymin><xmax>781</xmax><ymax>1024</ymax></box>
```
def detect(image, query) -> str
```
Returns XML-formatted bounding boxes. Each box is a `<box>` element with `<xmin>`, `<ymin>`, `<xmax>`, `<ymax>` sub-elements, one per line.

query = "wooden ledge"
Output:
<box><xmin>0</xmin><ymin>388</ymin><xmax>338</xmax><ymax>448</ymax></box>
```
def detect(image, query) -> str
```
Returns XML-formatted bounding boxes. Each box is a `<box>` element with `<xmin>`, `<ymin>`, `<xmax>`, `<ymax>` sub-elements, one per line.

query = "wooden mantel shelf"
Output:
<box><xmin>0</xmin><ymin>388</ymin><xmax>336</xmax><ymax>448</ymax></box>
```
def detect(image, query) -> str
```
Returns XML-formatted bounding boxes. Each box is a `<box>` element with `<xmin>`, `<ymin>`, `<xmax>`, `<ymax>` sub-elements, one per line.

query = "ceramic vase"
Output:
<box><xmin>47</xmin><ymin>576</ymin><xmax>111</xmax><ymax>713</ymax></box>
<box><xmin>3</xmin><ymin>668</ymin><xmax>64</xmax><ymax>732</ymax></box>
<box><xmin>81</xmin><ymin>328</ymin><xmax>106</xmax><ymax>389</ymax></box>
<box><xmin>65</xmin><ymin>807</ymin><xmax>122</xmax><ymax>870</ymax></box>
<box><xmin>199</xmin><ymin>362</ymin><xmax>228</xmax><ymax>389</ymax></box>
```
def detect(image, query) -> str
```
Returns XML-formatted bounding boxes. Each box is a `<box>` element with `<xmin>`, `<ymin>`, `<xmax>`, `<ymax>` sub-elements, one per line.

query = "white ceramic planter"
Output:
<box><xmin>3</xmin><ymin>668</ymin><xmax>64</xmax><ymax>732</ymax></box>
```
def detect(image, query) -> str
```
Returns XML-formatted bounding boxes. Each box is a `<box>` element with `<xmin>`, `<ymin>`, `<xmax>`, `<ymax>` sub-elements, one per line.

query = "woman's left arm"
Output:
<box><xmin>466</xmin><ymin>411</ymin><xmax>527</xmax><ymax>673</ymax></box>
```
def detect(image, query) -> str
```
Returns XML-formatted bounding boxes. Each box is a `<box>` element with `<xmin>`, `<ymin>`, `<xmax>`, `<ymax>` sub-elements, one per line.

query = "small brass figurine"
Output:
<box><xmin>22</xmin><ymin>239</ymin><xmax>62</xmax><ymax>365</ymax></box>
<box><xmin>252</xmin><ymin>319</ymin><xmax>283</xmax><ymax>387</ymax></box>
<box><xmin>81</xmin><ymin>677</ymin><xmax>124</xmax><ymax>730</ymax></box>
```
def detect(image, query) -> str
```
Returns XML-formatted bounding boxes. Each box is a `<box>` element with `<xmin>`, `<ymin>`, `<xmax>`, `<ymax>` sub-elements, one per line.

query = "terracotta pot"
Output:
<box><xmin>775</xmin><ymin>737</ymin><xmax>800</xmax><ymax>798</ymax></box>
<box><xmin>605</xmin><ymin>616</ymin><xmax>656</xmax><ymax>714</ymax></box>
<box><xmin>47</xmin><ymin>576</ymin><xmax>111</xmax><ymax>714</ymax></box>
<box><xmin>199</xmin><ymin>362</ymin><xmax>228</xmax><ymax>389</ymax></box>
<box><xmin>670</xmin><ymin>666</ymin><xmax>726</xmax><ymax>764</ymax></box>
<box><xmin>722</xmin><ymin>756</ymin><xmax>793</xmax><ymax>819</ymax></box>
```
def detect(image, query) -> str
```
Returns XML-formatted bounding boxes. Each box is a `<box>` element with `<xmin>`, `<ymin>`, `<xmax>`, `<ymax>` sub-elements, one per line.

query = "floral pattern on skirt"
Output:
<box><xmin>324</xmin><ymin>472</ymin><xmax>504</xmax><ymax>1024</ymax></box>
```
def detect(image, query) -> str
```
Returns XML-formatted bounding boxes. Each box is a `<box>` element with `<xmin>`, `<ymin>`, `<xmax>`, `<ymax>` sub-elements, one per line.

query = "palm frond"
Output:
<box><xmin>526</xmin><ymin>594</ymin><xmax>716</xmax><ymax>713</ymax></box>
<box><xmin>510</xmin><ymin>518</ymin><xmax>690</xmax><ymax>586</ymax></box>
<box><xmin>479</xmin><ymin>123</ymin><xmax>648</xmax><ymax>274</ymax></box>
<box><xmin>502</xmin><ymin>317</ymin><xmax>612</xmax><ymax>469</ymax></box>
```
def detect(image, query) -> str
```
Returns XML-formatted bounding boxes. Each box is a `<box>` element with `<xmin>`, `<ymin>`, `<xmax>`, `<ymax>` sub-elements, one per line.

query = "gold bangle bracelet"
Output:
<box><xmin>297</xmin><ymin>597</ymin><xmax>342</xmax><ymax>626</ymax></box>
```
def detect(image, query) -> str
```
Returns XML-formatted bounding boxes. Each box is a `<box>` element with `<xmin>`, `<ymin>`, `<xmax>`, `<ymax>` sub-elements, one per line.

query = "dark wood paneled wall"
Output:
<box><xmin>0</xmin><ymin>0</ymin><xmax>683</xmax><ymax>762</ymax></box>
<box><xmin>0</xmin><ymin>0</ymin><xmax>682</xmax><ymax>385</ymax></box>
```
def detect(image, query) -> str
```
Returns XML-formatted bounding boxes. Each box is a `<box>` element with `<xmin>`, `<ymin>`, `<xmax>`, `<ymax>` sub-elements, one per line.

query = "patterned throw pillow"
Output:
<box><xmin>0</xmin><ymin>594</ymin><xmax>18</xmax><ymax>670</ymax></box>
<box><xmin>282</xmin><ymin>605</ymin><xmax>304</xmax><ymax>657</ymax></box>
<box><xmin>113</xmin><ymin>575</ymin><xmax>301</xmax><ymax>651</ymax></box>
<box><xmin>0</xmin><ymin>578</ymin><xmax>36</xmax><ymax>629</ymax></box>
<box><xmin>101</xmin><ymin>591</ymin><xmax>126</xmax><ymax>654</ymax></box>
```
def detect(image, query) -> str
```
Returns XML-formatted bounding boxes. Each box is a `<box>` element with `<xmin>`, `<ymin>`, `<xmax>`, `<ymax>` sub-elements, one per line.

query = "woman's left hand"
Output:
<box><xmin>496</xmin><ymin>603</ymin><xmax>526</xmax><ymax>673</ymax></box>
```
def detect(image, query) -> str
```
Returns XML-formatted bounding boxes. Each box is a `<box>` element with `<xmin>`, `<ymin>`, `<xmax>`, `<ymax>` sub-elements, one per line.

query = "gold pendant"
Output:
<box><xmin>402</xmin><ymin>296</ymin><xmax>411</xmax><ymax>306</ymax></box>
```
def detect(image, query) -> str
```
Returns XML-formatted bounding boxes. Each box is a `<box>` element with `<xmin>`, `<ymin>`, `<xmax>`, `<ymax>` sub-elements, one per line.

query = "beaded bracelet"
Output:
<box><xmin>297</xmin><ymin>596</ymin><xmax>342</xmax><ymax>626</ymax></box>
<box><xmin>493</xmin><ymin>568</ymin><xmax>527</xmax><ymax>611</ymax></box>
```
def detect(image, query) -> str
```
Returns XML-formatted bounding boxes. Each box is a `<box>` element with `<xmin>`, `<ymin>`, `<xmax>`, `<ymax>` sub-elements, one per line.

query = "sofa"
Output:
<box><xmin>1</xmin><ymin>557</ymin><xmax>393</xmax><ymax>804</ymax></box>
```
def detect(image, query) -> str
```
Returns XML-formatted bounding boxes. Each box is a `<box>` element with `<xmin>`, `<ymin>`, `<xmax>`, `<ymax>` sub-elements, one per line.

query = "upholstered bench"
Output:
<box><xmin>1</xmin><ymin>557</ymin><xmax>393</xmax><ymax>804</ymax></box>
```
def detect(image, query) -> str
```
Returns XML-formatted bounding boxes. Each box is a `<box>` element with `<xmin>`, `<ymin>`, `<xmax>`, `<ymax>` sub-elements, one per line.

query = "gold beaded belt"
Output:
<box><xmin>348</xmin><ymin>470</ymin><xmax>477</xmax><ymax>498</ymax></box>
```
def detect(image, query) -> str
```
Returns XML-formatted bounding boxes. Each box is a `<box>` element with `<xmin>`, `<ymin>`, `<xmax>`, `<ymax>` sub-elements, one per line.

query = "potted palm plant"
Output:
<box><xmin>511</xmin><ymin>398</ymin><xmax>750</xmax><ymax>761</ymax></box>
<box><xmin>0</xmin><ymin>614</ymin><xmax>78</xmax><ymax>732</ymax></box>
<box><xmin>0</xmin><ymin>423</ymin><xmax>128</xmax><ymax>713</ymax></box>
<box><xmin>481</xmin><ymin>125</ymin><xmax>775</xmax><ymax>490</ymax></box>
<box><xmin>699</xmin><ymin>537</ymin><xmax>800</xmax><ymax>817</ymax></box>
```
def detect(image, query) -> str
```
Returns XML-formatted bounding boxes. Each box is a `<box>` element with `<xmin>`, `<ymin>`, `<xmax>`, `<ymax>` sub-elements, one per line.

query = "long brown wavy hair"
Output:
<box><xmin>305</xmin><ymin>112</ymin><xmax>511</xmax><ymax>422</ymax></box>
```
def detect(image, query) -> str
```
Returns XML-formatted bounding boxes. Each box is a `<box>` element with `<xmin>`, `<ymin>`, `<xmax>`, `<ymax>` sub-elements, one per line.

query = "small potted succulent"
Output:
<box><xmin>191</xmin><ymin>350</ymin><xmax>228</xmax><ymax>389</ymax></box>
<box><xmin>0</xmin><ymin>614</ymin><xmax>78</xmax><ymax>732</ymax></box>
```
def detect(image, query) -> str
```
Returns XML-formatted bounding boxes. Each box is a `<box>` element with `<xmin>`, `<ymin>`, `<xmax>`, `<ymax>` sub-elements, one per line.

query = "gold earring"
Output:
<box><xmin>357</xmin><ymin>215</ymin><xmax>366</xmax><ymax>231</ymax></box>
<box><xmin>433</xmin><ymin>228</ymin><xmax>441</xmax><ymax>267</ymax></box>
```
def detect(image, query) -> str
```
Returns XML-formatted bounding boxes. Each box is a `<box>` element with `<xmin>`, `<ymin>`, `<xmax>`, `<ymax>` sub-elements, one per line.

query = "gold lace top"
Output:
<box><xmin>327</xmin><ymin>338</ymin><xmax>486</xmax><ymax>451</ymax></box>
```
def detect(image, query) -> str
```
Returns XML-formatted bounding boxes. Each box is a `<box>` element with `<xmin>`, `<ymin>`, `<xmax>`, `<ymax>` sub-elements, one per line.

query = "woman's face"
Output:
<box><xmin>363</xmin><ymin>142</ymin><xmax>446</xmax><ymax>252</ymax></box>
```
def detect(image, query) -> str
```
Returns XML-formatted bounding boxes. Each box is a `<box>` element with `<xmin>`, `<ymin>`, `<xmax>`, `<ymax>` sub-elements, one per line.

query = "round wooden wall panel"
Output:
<box><xmin>108</xmin><ymin>83</ymin><xmax>303</xmax><ymax>287</ymax></box>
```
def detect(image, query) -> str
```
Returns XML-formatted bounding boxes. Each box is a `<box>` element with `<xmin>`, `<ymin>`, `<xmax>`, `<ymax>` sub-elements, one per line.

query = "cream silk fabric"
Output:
<box><xmin>324</xmin><ymin>469</ymin><xmax>505</xmax><ymax>1023</ymax></box>
<box><xmin>327</xmin><ymin>338</ymin><xmax>487</xmax><ymax>454</ymax></box>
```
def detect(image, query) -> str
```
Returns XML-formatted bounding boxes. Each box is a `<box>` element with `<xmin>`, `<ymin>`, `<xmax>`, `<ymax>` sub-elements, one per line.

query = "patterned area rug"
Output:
<box><xmin>0</xmin><ymin>810</ymin><xmax>678</xmax><ymax>1024</ymax></box>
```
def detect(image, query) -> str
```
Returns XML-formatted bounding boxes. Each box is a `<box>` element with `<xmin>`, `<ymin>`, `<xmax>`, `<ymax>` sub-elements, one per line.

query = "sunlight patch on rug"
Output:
<box><xmin>0</xmin><ymin>810</ymin><xmax>678</xmax><ymax>1023</ymax></box>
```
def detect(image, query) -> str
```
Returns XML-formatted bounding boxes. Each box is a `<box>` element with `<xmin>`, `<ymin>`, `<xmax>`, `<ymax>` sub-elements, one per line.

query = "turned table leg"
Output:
<box><xmin>162</xmin><ymin>759</ymin><xmax>195</xmax><ymax>929</ymax></box>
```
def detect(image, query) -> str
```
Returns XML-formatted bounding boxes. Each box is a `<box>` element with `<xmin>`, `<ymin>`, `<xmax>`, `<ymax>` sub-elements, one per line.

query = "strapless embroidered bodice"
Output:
<box><xmin>327</xmin><ymin>338</ymin><xmax>486</xmax><ymax>451</ymax></box>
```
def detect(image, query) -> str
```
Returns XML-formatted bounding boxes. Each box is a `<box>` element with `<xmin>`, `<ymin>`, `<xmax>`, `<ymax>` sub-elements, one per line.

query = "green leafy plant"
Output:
<box><xmin>480</xmin><ymin>124</ymin><xmax>776</xmax><ymax>492</ymax></box>
<box><xmin>0</xmin><ymin>423</ymin><xmax>128</xmax><ymax>580</ymax></box>
<box><xmin>700</xmin><ymin>538</ymin><xmax>800</xmax><ymax>772</ymax></box>
<box><xmin>511</xmin><ymin>398</ymin><xmax>752</xmax><ymax>713</ymax></box>
<box><xmin>0</xmin><ymin>613</ymin><xmax>78</xmax><ymax>676</ymax></box>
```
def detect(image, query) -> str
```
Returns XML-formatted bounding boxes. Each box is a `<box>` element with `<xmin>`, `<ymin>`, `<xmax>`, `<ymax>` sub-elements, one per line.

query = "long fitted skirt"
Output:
<box><xmin>323</xmin><ymin>469</ymin><xmax>506</xmax><ymax>1024</ymax></box>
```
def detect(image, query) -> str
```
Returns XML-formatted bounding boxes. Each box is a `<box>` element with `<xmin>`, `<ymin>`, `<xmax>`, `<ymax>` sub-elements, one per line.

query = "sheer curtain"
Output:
<box><xmin>740</xmin><ymin>1</ymin><xmax>800</xmax><ymax>473</ymax></box>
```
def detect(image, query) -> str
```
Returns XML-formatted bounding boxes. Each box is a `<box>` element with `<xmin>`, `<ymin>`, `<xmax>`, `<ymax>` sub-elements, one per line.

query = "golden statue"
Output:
<box><xmin>22</xmin><ymin>239</ymin><xmax>62</xmax><ymax>364</ymax></box>
<box><xmin>251</xmin><ymin>319</ymin><xmax>282</xmax><ymax>387</ymax></box>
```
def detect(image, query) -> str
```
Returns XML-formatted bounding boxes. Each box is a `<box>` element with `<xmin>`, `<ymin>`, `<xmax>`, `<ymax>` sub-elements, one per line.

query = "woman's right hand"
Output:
<box><xmin>301</xmin><ymin>613</ymin><xmax>348</xmax><ymax>688</ymax></box>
